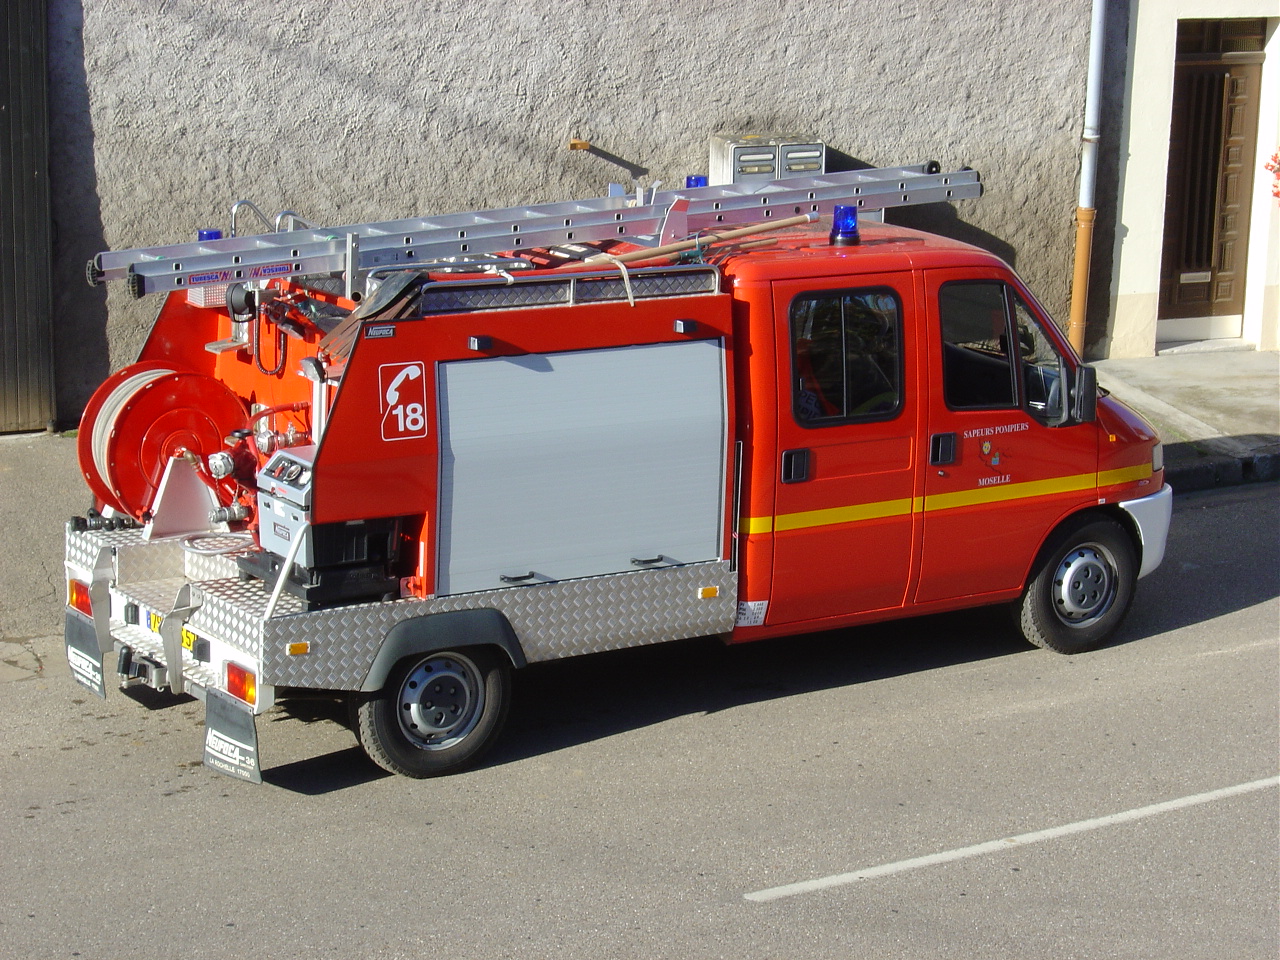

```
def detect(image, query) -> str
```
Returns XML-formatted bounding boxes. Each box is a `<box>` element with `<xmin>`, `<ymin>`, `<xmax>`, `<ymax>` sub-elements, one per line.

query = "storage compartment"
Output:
<box><xmin>436</xmin><ymin>340</ymin><xmax>728</xmax><ymax>595</ymax></box>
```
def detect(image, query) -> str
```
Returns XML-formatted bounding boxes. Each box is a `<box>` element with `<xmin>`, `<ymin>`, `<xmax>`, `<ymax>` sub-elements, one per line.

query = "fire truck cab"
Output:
<box><xmin>64</xmin><ymin>170</ymin><xmax>1171</xmax><ymax>781</ymax></box>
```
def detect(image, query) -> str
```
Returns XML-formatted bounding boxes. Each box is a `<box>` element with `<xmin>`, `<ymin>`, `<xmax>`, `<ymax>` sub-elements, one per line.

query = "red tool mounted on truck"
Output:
<box><xmin>65</xmin><ymin>164</ymin><xmax>1171</xmax><ymax>781</ymax></box>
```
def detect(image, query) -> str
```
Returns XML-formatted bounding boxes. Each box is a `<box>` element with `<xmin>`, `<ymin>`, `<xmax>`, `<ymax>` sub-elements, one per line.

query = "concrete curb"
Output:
<box><xmin>1164</xmin><ymin>446</ymin><xmax>1280</xmax><ymax>494</ymax></box>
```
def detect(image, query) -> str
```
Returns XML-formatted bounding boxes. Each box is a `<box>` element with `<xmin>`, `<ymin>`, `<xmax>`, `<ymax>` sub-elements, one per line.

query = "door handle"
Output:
<box><xmin>781</xmin><ymin>448</ymin><xmax>810</xmax><ymax>484</ymax></box>
<box><xmin>930</xmin><ymin>432</ymin><xmax>957</xmax><ymax>466</ymax></box>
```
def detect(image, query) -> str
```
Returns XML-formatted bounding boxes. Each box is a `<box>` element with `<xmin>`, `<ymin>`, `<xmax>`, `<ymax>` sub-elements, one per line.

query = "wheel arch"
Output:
<box><xmin>1016</xmin><ymin>505</ymin><xmax>1140</xmax><ymax>653</ymax></box>
<box><xmin>360</xmin><ymin>608</ymin><xmax>527</xmax><ymax>693</ymax></box>
<box><xmin>1024</xmin><ymin>504</ymin><xmax>1142</xmax><ymax>591</ymax></box>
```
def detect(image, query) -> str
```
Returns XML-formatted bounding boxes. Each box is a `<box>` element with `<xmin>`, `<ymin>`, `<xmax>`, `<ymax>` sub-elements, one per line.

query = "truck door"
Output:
<box><xmin>765</xmin><ymin>274</ymin><xmax>921</xmax><ymax>625</ymax></box>
<box><xmin>916</xmin><ymin>269</ymin><xmax>1098</xmax><ymax>603</ymax></box>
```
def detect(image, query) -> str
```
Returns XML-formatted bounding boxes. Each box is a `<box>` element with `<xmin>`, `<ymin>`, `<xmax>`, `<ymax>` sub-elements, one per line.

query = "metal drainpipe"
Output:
<box><xmin>1068</xmin><ymin>0</ymin><xmax>1107</xmax><ymax>357</ymax></box>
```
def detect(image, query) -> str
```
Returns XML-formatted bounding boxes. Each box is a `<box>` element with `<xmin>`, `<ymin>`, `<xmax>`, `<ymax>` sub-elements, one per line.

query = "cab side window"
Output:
<box><xmin>939</xmin><ymin>282</ymin><xmax>1017</xmax><ymax>409</ymax></box>
<box><xmin>790</xmin><ymin>289</ymin><xmax>903</xmax><ymax>426</ymax></box>
<box><xmin>940</xmin><ymin>280</ymin><xmax>1067</xmax><ymax>421</ymax></box>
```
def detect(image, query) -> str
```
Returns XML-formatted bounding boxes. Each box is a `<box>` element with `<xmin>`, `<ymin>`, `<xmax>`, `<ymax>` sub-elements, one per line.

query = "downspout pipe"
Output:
<box><xmin>1068</xmin><ymin>0</ymin><xmax>1107</xmax><ymax>356</ymax></box>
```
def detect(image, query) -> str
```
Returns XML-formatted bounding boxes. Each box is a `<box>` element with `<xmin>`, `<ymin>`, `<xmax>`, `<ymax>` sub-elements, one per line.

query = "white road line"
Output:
<box><xmin>1192</xmin><ymin>638</ymin><xmax>1279</xmax><ymax>659</ymax></box>
<box><xmin>744</xmin><ymin>776</ymin><xmax>1280</xmax><ymax>903</ymax></box>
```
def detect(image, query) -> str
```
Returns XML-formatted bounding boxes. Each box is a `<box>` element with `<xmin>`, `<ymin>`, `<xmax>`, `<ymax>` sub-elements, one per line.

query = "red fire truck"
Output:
<box><xmin>64</xmin><ymin>165</ymin><xmax>1171</xmax><ymax>781</ymax></box>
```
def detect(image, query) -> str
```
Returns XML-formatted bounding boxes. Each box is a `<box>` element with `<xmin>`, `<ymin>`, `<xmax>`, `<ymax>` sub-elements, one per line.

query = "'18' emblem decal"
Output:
<box><xmin>379</xmin><ymin>362</ymin><xmax>428</xmax><ymax>441</ymax></box>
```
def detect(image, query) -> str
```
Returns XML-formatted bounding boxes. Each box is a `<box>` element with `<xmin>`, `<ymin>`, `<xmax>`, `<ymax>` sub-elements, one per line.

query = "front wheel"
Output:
<box><xmin>1018</xmin><ymin>516</ymin><xmax>1137</xmax><ymax>654</ymax></box>
<box><xmin>356</xmin><ymin>647</ymin><xmax>512</xmax><ymax>777</ymax></box>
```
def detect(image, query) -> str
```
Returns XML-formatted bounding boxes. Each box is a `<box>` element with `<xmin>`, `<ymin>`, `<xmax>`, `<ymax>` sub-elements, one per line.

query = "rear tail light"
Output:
<box><xmin>68</xmin><ymin>580</ymin><xmax>93</xmax><ymax>618</ymax></box>
<box><xmin>226</xmin><ymin>662</ymin><xmax>258</xmax><ymax>706</ymax></box>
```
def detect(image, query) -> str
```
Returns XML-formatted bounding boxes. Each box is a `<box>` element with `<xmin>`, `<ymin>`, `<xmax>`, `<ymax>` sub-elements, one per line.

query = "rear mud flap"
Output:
<box><xmin>204</xmin><ymin>688</ymin><xmax>262</xmax><ymax>783</ymax></box>
<box><xmin>64</xmin><ymin>611</ymin><xmax>106</xmax><ymax>699</ymax></box>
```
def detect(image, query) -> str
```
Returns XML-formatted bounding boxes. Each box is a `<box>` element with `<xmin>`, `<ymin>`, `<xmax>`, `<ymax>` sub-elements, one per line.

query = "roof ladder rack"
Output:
<box><xmin>86</xmin><ymin>162</ymin><xmax>982</xmax><ymax>299</ymax></box>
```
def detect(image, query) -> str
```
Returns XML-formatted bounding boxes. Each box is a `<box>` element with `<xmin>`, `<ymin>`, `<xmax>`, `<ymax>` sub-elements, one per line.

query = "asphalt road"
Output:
<box><xmin>1</xmin><ymin>435</ymin><xmax>1276</xmax><ymax>958</ymax></box>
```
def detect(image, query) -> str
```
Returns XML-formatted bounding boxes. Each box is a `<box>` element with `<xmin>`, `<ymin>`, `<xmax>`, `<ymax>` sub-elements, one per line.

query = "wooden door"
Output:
<box><xmin>1158</xmin><ymin>20</ymin><xmax>1265</xmax><ymax>336</ymax></box>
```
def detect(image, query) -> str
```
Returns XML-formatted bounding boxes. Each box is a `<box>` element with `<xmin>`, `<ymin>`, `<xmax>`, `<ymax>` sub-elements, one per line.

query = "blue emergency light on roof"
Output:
<box><xmin>830</xmin><ymin>205</ymin><xmax>860</xmax><ymax>246</ymax></box>
<box><xmin>198</xmin><ymin>229</ymin><xmax>223</xmax><ymax>242</ymax></box>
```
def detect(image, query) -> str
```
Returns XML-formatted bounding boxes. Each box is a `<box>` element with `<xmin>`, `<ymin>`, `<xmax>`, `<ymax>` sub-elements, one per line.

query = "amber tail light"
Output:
<box><xmin>68</xmin><ymin>580</ymin><xmax>93</xmax><ymax>618</ymax></box>
<box><xmin>226</xmin><ymin>661</ymin><xmax>257</xmax><ymax>706</ymax></box>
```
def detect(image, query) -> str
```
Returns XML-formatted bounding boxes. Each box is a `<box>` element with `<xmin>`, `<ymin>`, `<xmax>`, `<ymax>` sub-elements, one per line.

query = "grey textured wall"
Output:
<box><xmin>48</xmin><ymin>0</ymin><xmax>1093</xmax><ymax>423</ymax></box>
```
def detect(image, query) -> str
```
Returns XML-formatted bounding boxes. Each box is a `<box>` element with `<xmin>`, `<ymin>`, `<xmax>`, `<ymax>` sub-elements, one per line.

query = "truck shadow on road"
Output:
<box><xmin>487</xmin><ymin>510</ymin><xmax>1279</xmax><ymax>771</ymax></box>
<box><xmin>490</xmin><ymin>609</ymin><xmax>1028</xmax><ymax>766</ymax></box>
<box><xmin>262</xmin><ymin>608</ymin><xmax>1034</xmax><ymax>793</ymax></box>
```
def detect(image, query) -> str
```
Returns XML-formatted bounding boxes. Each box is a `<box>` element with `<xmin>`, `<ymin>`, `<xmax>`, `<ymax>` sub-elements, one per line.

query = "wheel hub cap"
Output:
<box><xmin>1053</xmin><ymin>545</ymin><xmax>1115</xmax><ymax>623</ymax></box>
<box><xmin>397</xmin><ymin>655</ymin><xmax>483</xmax><ymax>749</ymax></box>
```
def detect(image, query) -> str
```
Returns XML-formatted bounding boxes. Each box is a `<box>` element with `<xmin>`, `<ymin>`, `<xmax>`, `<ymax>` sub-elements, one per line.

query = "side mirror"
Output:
<box><xmin>1070</xmin><ymin>364</ymin><xmax>1098</xmax><ymax>424</ymax></box>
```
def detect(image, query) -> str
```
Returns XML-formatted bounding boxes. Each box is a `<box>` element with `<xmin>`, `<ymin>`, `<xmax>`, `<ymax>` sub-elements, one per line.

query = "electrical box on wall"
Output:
<box><xmin>708</xmin><ymin>135</ymin><xmax>826</xmax><ymax>186</ymax></box>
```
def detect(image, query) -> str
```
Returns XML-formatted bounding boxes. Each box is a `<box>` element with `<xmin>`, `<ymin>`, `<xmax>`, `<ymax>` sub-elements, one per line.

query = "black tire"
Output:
<box><xmin>1018</xmin><ymin>515</ymin><xmax>1137</xmax><ymax>654</ymax></box>
<box><xmin>356</xmin><ymin>647</ymin><xmax>511</xmax><ymax>778</ymax></box>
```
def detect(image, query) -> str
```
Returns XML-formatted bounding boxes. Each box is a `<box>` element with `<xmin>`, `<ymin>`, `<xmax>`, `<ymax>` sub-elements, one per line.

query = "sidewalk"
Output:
<box><xmin>1093</xmin><ymin>348</ymin><xmax>1280</xmax><ymax>493</ymax></box>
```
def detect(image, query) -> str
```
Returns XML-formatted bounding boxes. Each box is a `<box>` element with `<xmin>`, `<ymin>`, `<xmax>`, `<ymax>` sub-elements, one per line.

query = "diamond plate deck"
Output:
<box><xmin>188</xmin><ymin>578</ymin><xmax>306</xmax><ymax>662</ymax></box>
<box><xmin>417</xmin><ymin>266</ymin><xmax>718</xmax><ymax>315</ymax></box>
<box><xmin>263</xmin><ymin>561</ymin><xmax>738</xmax><ymax>689</ymax></box>
<box><xmin>113</xmin><ymin>577</ymin><xmax>187</xmax><ymax>614</ymax></box>
<box><xmin>66</xmin><ymin>527</ymin><xmax>189</xmax><ymax>585</ymax></box>
<box><xmin>183</xmin><ymin>538</ymin><xmax>253</xmax><ymax>581</ymax></box>
<box><xmin>70</xmin><ymin>528</ymin><xmax>737</xmax><ymax>694</ymax></box>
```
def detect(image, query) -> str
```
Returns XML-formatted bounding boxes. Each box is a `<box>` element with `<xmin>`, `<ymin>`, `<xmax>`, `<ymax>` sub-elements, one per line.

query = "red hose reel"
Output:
<box><xmin>77</xmin><ymin>362</ymin><xmax>247</xmax><ymax>520</ymax></box>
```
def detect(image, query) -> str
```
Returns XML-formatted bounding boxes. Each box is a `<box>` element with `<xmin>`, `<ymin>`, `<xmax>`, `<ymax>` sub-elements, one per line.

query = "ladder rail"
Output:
<box><xmin>88</xmin><ymin>163</ymin><xmax>982</xmax><ymax>298</ymax></box>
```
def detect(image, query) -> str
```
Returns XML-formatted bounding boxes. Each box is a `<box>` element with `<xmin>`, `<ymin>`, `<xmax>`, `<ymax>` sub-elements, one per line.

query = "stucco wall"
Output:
<box><xmin>47</xmin><ymin>0</ymin><xmax>1093</xmax><ymax>422</ymax></box>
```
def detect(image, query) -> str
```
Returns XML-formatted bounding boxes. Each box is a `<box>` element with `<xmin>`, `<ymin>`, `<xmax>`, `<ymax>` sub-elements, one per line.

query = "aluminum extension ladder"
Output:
<box><xmin>86</xmin><ymin>162</ymin><xmax>982</xmax><ymax>300</ymax></box>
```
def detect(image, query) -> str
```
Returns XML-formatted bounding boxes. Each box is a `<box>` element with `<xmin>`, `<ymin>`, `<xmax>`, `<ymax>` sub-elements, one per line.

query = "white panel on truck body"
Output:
<box><xmin>437</xmin><ymin>340</ymin><xmax>727</xmax><ymax>596</ymax></box>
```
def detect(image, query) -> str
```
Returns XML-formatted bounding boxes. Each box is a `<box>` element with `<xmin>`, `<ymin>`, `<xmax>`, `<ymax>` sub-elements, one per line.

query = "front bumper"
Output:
<box><xmin>1118</xmin><ymin>483</ymin><xmax>1173</xmax><ymax>579</ymax></box>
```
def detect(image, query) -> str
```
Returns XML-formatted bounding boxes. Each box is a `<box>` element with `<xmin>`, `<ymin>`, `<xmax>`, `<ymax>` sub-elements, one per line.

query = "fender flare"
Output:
<box><xmin>359</xmin><ymin>608</ymin><xmax>528</xmax><ymax>693</ymax></box>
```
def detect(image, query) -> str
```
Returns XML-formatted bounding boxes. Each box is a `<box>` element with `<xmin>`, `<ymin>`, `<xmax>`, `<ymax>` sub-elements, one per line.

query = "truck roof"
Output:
<box><xmin>717</xmin><ymin>219</ymin><xmax>1008</xmax><ymax>283</ymax></box>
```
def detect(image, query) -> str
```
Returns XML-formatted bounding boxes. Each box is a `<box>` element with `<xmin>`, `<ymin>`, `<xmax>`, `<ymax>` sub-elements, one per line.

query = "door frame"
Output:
<box><xmin>1156</xmin><ymin>22</ymin><xmax>1265</xmax><ymax>341</ymax></box>
<box><xmin>1106</xmin><ymin>6</ymin><xmax>1278</xmax><ymax>358</ymax></box>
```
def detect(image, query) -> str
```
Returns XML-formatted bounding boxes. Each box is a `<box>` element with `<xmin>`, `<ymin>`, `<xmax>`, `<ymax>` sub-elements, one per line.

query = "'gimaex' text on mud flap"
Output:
<box><xmin>64</xmin><ymin>610</ymin><xmax>106</xmax><ymax>699</ymax></box>
<box><xmin>204</xmin><ymin>688</ymin><xmax>262</xmax><ymax>783</ymax></box>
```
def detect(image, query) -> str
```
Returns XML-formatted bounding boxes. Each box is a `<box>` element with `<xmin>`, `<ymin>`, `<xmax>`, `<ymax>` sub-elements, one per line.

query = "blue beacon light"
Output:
<box><xmin>830</xmin><ymin>204</ymin><xmax>860</xmax><ymax>246</ymax></box>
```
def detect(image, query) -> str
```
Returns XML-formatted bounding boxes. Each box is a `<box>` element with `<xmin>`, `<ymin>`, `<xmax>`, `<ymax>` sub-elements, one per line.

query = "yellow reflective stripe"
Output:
<box><xmin>1098</xmin><ymin>463</ymin><xmax>1153</xmax><ymax>486</ymax></box>
<box><xmin>741</xmin><ymin>496</ymin><xmax>923</xmax><ymax>535</ymax></box>
<box><xmin>774</xmin><ymin>496</ymin><xmax>915</xmax><ymax>532</ymax></box>
<box><xmin>742</xmin><ymin>468</ymin><xmax>1141</xmax><ymax>537</ymax></box>
<box><xmin>740</xmin><ymin>471</ymin><xmax>1109</xmax><ymax>535</ymax></box>
<box><xmin>923</xmin><ymin>471</ymin><xmax>1096</xmax><ymax>512</ymax></box>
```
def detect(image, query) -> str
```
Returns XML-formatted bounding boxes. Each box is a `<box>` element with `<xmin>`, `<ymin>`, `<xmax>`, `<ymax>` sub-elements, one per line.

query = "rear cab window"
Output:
<box><xmin>790</xmin><ymin>288</ymin><xmax>904</xmax><ymax>426</ymax></box>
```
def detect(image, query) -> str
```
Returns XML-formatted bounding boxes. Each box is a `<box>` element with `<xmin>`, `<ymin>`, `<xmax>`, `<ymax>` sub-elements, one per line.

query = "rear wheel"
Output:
<box><xmin>1018</xmin><ymin>516</ymin><xmax>1137</xmax><ymax>654</ymax></box>
<box><xmin>356</xmin><ymin>647</ymin><xmax>511</xmax><ymax>777</ymax></box>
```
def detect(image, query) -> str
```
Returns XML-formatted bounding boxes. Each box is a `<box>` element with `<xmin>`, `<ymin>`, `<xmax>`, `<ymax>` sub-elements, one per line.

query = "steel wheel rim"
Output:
<box><xmin>396</xmin><ymin>654</ymin><xmax>485</xmax><ymax>750</ymax></box>
<box><xmin>1051</xmin><ymin>542</ymin><xmax>1117</xmax><ymax>627</ymax></box>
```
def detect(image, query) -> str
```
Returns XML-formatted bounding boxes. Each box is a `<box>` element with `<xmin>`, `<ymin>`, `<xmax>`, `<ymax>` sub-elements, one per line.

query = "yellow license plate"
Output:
<box><xmin>147</xmin><ymin>611</ymin><xmax>198</xmax><ymax>652</ymax></box>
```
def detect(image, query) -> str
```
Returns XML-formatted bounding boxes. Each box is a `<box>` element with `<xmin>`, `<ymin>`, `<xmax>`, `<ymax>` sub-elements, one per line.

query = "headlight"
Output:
<box><xmin>1152</xmin><ymin>442</ymin><xmax>1164</xmax><ymax>473</ymax></box>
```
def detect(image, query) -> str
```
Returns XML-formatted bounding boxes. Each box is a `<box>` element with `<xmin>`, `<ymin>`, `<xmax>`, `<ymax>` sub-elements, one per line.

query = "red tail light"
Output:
<box><xmin>226</xmin><ymin>662</ymin><xmax>257</xmax><ymax>706</ymax></box>
<box><xmin>68</xmin><ymin>580</ymin><xmax>93</xmax><ymax>618</ymax></box>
